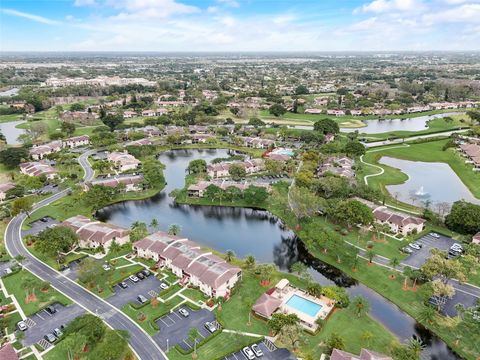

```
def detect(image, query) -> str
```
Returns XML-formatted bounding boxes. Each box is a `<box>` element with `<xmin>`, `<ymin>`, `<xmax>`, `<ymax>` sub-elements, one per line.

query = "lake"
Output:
<box><xmin>380</xmin><ymin>156</ymin><xmax>480</xmax><ymax>206</ymax></box>
<box><xmin>0</xmin><ymin>120</ymin><xmax>26</xmax><ymax>145</ymax></box>
<box><xmin>97</xmin><ymin>148</ymin><xmax>460</xmax><ymax>359</ymax></box>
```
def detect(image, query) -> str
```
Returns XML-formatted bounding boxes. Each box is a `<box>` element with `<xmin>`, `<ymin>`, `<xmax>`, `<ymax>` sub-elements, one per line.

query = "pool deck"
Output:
<box><xmin>270</xmin><ymin>285</ymin><xmax>334</xmax><ymax>330</ymax></box>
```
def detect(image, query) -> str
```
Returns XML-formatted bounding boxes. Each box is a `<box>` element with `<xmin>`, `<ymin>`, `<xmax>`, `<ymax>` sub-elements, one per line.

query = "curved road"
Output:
<box><xmin>5</xmin><ymin>149</ymin><xmax>167</xmax><ymax>360</ymax></box>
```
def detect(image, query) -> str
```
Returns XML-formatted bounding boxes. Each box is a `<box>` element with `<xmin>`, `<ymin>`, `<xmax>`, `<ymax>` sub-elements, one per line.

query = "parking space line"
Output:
<box><xmin>158</xmin><ymin>317</ymin><xmax>173</xmax><ymax>327</ymax></box>
<box><xmin>43</xmin><ymin>310</ymin><xmax>52</xmax><ymax>317</ymax></box>
<box><xmin>172</xmin><ymin>311</ymin><xmax>182</xmax><ymax>320</ymax></box>
<box><xmin>36</xmin><ymin>313</ymin><xmax>45</xmax><ymax>320</ymax></box>
<box><xmin>165</xmin><ymin>314</ymin><xmax>176</xmax><ymax>324</ymax></box>
<box><xmin>182</xmin><ymin>339</ymin><xmax>192</xmax><ymax>349</ymax></box>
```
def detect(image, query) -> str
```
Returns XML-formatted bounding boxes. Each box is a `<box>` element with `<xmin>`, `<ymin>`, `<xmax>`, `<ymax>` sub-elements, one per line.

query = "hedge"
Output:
<box><xmin>174</xmin><ymin>328</ymin><xmax>224</xmax><ymax>355</ymax></box>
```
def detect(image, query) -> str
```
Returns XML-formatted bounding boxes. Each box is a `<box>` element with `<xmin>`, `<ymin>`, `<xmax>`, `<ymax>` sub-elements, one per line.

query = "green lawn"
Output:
<box><xmin>182</xmin><ymin>288</ymin><xmax>207</xmax><ymax>303</ymax></box>
<box><xmin>122</xmin><ymin>296</ymin><xmax>184</xmax><ymax>335</ymax></box>
<box><xmin>2</xmin><ymin>270</ymin><xmax>71</xmax><ymax>316</ymax></box>
<box><xmin>160</xmin><ymin>284</ymin><xmax>183</xmax><ymax>300</ymax></box>
<box><xmin>361</xmin><ymin>139</ymin><xmax>480</xmax><ymax>201</ymax></box>
<box><xmin>108</xmin><ymin>256</ymin><xmax>132</xmax><ymax>267</ymax></box>
<box><xmin>167</xmin><ymin>331</ymin><xmax>260</xmax><ymax>360</ymax></box>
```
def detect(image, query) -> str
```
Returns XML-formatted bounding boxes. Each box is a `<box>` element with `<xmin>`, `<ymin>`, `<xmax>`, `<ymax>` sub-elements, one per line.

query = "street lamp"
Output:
<box><xmin>166</xmin><ymin>339</ymin><xmax>169</xmax><ymax>352</ymax></box>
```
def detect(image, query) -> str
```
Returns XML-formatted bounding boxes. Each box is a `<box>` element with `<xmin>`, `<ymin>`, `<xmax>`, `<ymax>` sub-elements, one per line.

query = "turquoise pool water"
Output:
<box><xmin>285</xmin><ymin>294</ymin><xmax>322</xmax><ymax>317</ymax></box>
<box><xmin>273</xmin><ymin>149</ymin><xmax>294</xmax><ymax>156</ymax></box>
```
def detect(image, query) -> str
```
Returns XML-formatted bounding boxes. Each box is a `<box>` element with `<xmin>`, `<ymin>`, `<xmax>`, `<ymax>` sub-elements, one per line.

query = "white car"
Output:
<box><xmin>17</xmin><ymin>321</ymin><xmax>27</xmax><ymax>331</ymax></box>
<box><xmin>160</xmin><ymin>283</ymin><xmax>169</xmax><ymax>290</ymax></box>
<box><xmin>409</xmin><ymin>243</ymin><xmax>421</xmax><ymax>250</ymax></box>
<box><xmin>129</xmin><ymin>275</ymin><xmax>139</xmax><ymax>283</ymax></box>
<box><xmin>251</xmin><ymin>344</ymin><xmax>264</xmax><ymax>357</ymax></box>
<box><xmin>242</xmin><ymin>346</ymin><xmax>256</xmax><ymax>360</ymax></box>
<box><xmin>102</xmin><ymin>264</ymin><xmax>111</xmax><ymax>271</ymax></box>
<box><xmin>430</xmin><ymin>232</ymin><xmax>440</xmax><ymax>238</ymax></box>
<box><xmin>178</xmin><ymin>308</ymin><xmax>189</xmax><ymax>317</ymax></box>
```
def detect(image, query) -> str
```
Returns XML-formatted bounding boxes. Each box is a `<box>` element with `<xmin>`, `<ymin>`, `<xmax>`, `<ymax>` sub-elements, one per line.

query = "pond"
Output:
<box><xmin>0</xmin><ymin>120</ymin><xmax>26</xmax><ymax>145</ymax></box>
<box><xmin>97</xmin><ymin>148</ymin><xmax>460</xmax><ymax>359</ymax></box>
<box><xmin>380</xmin><ymin>156</ymin><xmax>480</xmax><ymax>206</ymax></box>
<box><xmin>0</xmin><ymin>87</ymin><xmax>19</xmax><ymax>97</ymax></box>
<box><xmin>291</xmin><ymin>112</ymin><xmax>462</xmax><ymax>134</ymax></box>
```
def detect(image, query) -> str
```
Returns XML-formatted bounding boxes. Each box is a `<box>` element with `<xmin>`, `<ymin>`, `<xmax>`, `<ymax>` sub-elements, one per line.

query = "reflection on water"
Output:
<box><xmin>380</xmin><ymin>156</ymin><xmax>480</xmax><ymax>206</ymax></box>
<box><xmin>97</xmin><ymin>148</ymin><xmax>460</xmax><ymax>359</ymax></box>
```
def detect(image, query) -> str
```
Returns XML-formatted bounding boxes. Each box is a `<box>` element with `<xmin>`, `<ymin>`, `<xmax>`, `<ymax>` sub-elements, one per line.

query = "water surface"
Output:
<box><xmin>380</xmin><ymin>156</ymin><xmax>480</xmax><ymax>206</ymax></box>
<box><xmin>0</xmin><ymin>120</ymin><xmax>26</xmax><ymax>145</ymax></box>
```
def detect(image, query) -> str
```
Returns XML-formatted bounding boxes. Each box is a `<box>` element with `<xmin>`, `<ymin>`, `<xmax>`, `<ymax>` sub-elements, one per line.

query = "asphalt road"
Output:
<box><xmin>78</xmin><ymin>149</ymin><xmax>96</xmax><ymax>182</ymax></box>
<box><xmin>4</xmin><ymin>150</ymin><xmax>168</xmax><ymax>360</ymax></box>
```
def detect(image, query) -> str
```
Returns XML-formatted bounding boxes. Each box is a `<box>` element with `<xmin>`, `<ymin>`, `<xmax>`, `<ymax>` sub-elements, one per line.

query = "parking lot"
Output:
<box><xmin>0</xmin><ymin>260</ymin><xmax>16</xmax><ymax>278</ymax></box>
<box><xmin>152</xmin><ymin>308</ymin><xmax>215</xmax><ymax>351</ymax></box>
<box><xmin>22</xmin><ymin>217</ymin><xmax>59</xmax><ymax>237</ymax></box>
<box><xmin>224</xmin><ymin>341</ymin><xmax>296</xmax><ymax>360</ymax></box>
<box><xmin>402</xmin><ymin>233</ymin><xmax>457</xmax><ymax>268</ymax></box>
<box><xmin>107</xmin><ymin>275</ymin><xmax>167</xmax><ymax>308</ymax></box>
<box><xmin>22</xmin><ymin>303</ymin><xmax>86</xmax><ymax>347</ymax></box>
<box><xmin>442</xmin><ymin>288</ymin><xmax>479</xmax><ymax>317</ymax></box>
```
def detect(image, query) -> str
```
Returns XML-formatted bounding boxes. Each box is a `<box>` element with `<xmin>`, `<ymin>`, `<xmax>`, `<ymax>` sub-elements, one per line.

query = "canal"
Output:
<box><xmin>97</xmin><ymin>148</ymin><xmax>460</xmax><ymax>359</ymax></box>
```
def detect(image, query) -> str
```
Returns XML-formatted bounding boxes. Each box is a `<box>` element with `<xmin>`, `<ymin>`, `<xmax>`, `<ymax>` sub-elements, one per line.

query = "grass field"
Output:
<box><xmin>361</xmin><ymin>139</ymin><xmax>480</xmax><ymax>201</ymax></box>
<box><xmin>2</xmin><ymin>270</ymin><xmax>72</xmax><ymax>316</ymax></box>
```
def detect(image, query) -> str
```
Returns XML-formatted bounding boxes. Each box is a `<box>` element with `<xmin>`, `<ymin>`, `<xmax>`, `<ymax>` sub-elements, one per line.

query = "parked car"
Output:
<box><xmin>178</xmin><ymin>308</ymin><xmax>189</xmax><ymax>317</ymax></box>
<box><xmin>40</xmin><ymin>217</ymin><xmax>48</xmax><ymax>223</ymax></box>
<box><xmin>136</xmin><ymin>272</ymin><xmax>145</xmax><ymax>280</ymax></box>
<box><xmin>409</xmin><ymin>243</ymin><xmax>421</xmax><ymax>250</ymax></box>
<box><xmin>44</xmin><ymin>333</ymin><xmax>57</xmax><ymax>343</ymax></box>
<box><xmin>119</xmin><ymin>281</ymin><xmax>128</xmax><ymax>289</ymax></box>
<box><xmin>413</xmin><ymin>242</ymin><xmax>423</xmax><ymax>248</ymax></box>
<box><xmin>251</xmin><ymin>344</ymin><xmax>264</xmax><ymax>357</ymax></box>
<box><xmin>142</xmin><ymin>269</ymin><xmax>151</xmax><ymax>277</ymax></box>
<box><xmin>401</xmin><ymin>246</ymin><xmax>413</xmax><ymax>254</ymax></box>
<box><xmin>160</xmin><ymin>283</ymin><xmax>169</xmax><ymax>290</ymax></box>
<box><xmin>53</xmin><ymin>328</ymin><xmax>63</xmax><ymax>337</ymax></box>
<box><xmin>137</xmin><ymin>295</ymin><xmax>148</xmax><ymax>304</ymax></box>
<box><xmin>102</xmin><ymin>264</ymin><xmax>111</xmax><ymax>271</ymax></box>
<box><xmin>16</xmin><ymin>321</ymin><xmax>27</xmax><ymax>331</ymax></box>
<box><xmin>129</xmin><ymin>275</ymin><xmax>139</xmax><ymax>283</ymax></box>
<box><xmin>45</xmin><ymin>306</ymin><xmax>57</xmax><ymax>315</ymax></box>
<box><xmin>204</xmin><ymin>322</ymin><xmax>216</xmax><ymax>333</ymax></box>
<box><xmin>430</xmin><ymin>232</ymin><xmax>440</xmax><ymax>238</ymax></box>
<box><xmin>242</xmin><ymin>346</ymin><xmax>256</xmax><ymax>360</ymax></box>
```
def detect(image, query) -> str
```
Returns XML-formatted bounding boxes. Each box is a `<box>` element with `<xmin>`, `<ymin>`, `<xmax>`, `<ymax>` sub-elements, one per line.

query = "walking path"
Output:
<box><xmin>364</xmin><ymin>128</ymin><xmax>469</xmax><ymax>148</ymax></box>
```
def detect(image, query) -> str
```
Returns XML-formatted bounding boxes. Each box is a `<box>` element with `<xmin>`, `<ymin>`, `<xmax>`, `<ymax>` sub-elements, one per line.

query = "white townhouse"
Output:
<box><xmin>63</xmin><ymin>135</ymin><xmax>90</xmax><ymax>149</ymax></box>
<box><xmin>29</xmin><ymin>141</ymin><xmax>63</xmax><ymax>160</ymax></box>
<box><xmin>107</xmin><ymin>151</ymin><xmax>141</xmax><ymax>172</ymax></box>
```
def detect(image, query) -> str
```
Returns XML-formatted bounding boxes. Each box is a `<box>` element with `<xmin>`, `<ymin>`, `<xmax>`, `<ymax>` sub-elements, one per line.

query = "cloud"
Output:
<box><xmin>217</xmin><ymin>0</ymin><xmax>240</xmax><ymax>8</ymax></box>
<box><xmin>355</xmin><ymin>0</ymin><xmax>423</xmax><ymax>14</ymax></box>
<box><xmin>74</xmin><ymin>0</ymin><xmax>96</xmax><ymax>6</ymax></box>
<box><xmin>423</xmin><ymin>3</ymin><xmax>480</xmax><ymax>24</ymax></box>
<box><xmin>1</xmin><ymin>8</ymin><xmax>60</xmax><ymax>25</ymax></box>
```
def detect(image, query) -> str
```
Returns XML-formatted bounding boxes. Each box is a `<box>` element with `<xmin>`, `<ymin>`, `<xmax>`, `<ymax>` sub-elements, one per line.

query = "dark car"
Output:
<box><xmin>136</xmin><ymin>272</ymin><xmax>145</xmax><ymax>280</ymax></box>
<box><xmin>142</xmin><ymin>269</ymin><xmax>151</xmax><ymax>277</ymax></box>
<box><xmin>40</xmin><ymin>217</ymin><xmax>49</xmax><ymax>223</ymax></box>
<box><xmin>45</xmin><ymin>306</ymin><xmax>57</xmax><ymax>315</ymax></box>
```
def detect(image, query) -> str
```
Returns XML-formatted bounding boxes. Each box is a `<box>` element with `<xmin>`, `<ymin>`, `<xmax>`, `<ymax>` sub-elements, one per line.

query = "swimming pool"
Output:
<box><xmin>285</xmin><ymin>294</ymin><xmax>322</xmax><ymax>317</ymax></box>
<box><xmin>272</xmin><ymin>149</ymin><xmax>294</xmax><ymax>156</ymax></box>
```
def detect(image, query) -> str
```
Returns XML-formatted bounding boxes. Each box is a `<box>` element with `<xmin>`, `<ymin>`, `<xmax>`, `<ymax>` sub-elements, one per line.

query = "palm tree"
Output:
<box><xmin>306</xmin><ymin>283</ymin><xmax>322</xmax><ymax>298</ymax></box>
<box><xmin>365</xmin><ymin>249</ymin><xmax>376</xmax><ymax>264</ymax></box>
<box><xmin>407</xmin><ymin>337</ymin><xmax>426</xmax><ymax>357</ymax></box>
<box><xmin>351</xmin><ymin>296</ymin><xmax>370</xmax><ymax>318</ymax></box>
<box><xmin>168</xmin><ymin>223</ymin><xmax>181</xmax><ymax>236</ymax></box>
<box><xmin>244</xmin><ymin>255</ymin><xmax>256</xmax><ymax>270</ymax></box>
<box><xmin>290</xmin><ymin>261</ymin><xmax>307</xmax><ymax>277</ymax></box>
<box><xmin>225</xmin><ymin>250</ymin><xmax>235</xmax><ymax>263</ymax></box>
<box><xmin>361</xmin><ymin>331</ymin><xmax>374</xmax><ymax>346</ymax></box>
<box><xmin>389</xmin><ymin>257</ymin><xmax>400</xmax><ymax>278</ymax></box>
<box><xmin>243</xmin><ymin>297</ymin><xmax>255</xmax><ymax>326</ymax></box>
<box><xmin>418</xmin><ymin>306</ymin><xmax>436</xmax><ymax>324</ymax></box>
<box><xmin>150</xmin><ymin>218</ymin><xmax>159</xmax><ymax>231</ymax></box>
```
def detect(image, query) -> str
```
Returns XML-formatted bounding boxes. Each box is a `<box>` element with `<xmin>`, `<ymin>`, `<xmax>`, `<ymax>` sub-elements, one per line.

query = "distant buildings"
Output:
<box><xmin>29</xmin><ymin>141</ymin><xmax>62</xmax><ymax>160</ymax></box>
<box><xmin>63</xmin><ymin>135</ymin><xmax>90</xmax><ymax>149</ymax></box>
<box><xmin>187</xmin><ymin>180</ymin><xmax>271</xmax><ymax>198</ymax></box>
<box><xmin>240</xmin><ymin>136</ymin><xmax>275</xmax><ymax>149</ymax></box>
<box><xmin>317</xmin><ymin>157</ymin><xmax>355</xmax><ymax>178</ymax></box>
<box><xmin>85</xmin><ymin>174</ymin><xmax>144</xmax><ymax>192</ymax></box>
<box><xmin>207</xmin><ymin>159</ymin><xmax>265</xmax><ymax>178</ymax></box>
<box><xmin>133</xmin><ymin>232</ymin><xmax>242</xmax><ymax>298</ymax></box>
<box><xmin>62</xmin><ymin>215</ymin><xmax>130</xmax><ymax>251</ymax></box>
<box><xmin>357</xmin><ymin>198</ymin><xmax>426</xmax><ymax>236</ymax></box>
<box><xmin>458</xmin><ymin>142</ymin><xmax>480</xmax><ymax>170</ymax></box>
<box><xmin>107</xmin><ymin>151</ymin><xmax>141</xmax><ymax>172</ymax></box>
<box><xmin>19</xmin><ymin>161</ymin><xmax>57</xmax><ymax>179</ymax></box>
<box><xmin>126</xmin><ymin>138</ymin><xmax>153</xmax><ymax>147</ymax></box>
<box><xmin>45</xmin><ymin>76</ymin><xmax>156</xmax><ymax>87</ymax></box>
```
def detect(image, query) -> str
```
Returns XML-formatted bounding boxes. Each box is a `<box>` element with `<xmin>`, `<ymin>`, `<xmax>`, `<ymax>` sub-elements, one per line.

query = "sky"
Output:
<box><xmin>0</xmin><ymin>0</ymin><xmax>479</xmax><ymax>52</ymax></box>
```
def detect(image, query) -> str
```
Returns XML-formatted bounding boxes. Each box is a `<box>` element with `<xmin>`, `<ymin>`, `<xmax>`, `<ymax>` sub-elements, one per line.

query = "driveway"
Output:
<box><xmin>402</xmin><ymin>233</ymin><xmax>456</xmax><ymax>268</ymax></box>
<box><xmin>224</xmin><ymin>341</ymin><xmax>296</xmax><ymax>360</ymax></box>
<box><xmin>22</xmin><ymin>303</ymin><xmax>86</xmax><ymax>346</ymax></box>
<box><xmin>0</xmin><ymin>259</ymin><xmax>16</xmax><ymax>278</ymax></box>
<box><xmin>107</xmin><ymin>275</ymin><xmax>166</xmax><ymax>308</ymax></box>
<box><xmin>22</xmin><ymin>217</ymin><xmax>59</xmax><ymax>237</ymax></box>
<box><xmin>152</xmin><ymin>308</ymin><xmax>215</xmax><ymax>351</ymax></box>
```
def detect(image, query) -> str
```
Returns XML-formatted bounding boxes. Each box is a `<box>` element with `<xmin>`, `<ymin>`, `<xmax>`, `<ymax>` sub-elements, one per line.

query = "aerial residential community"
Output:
<box><xmin>1</xmin><ymin>1</ymin><xmax>480</xmax><ymax>360</ymax></box>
